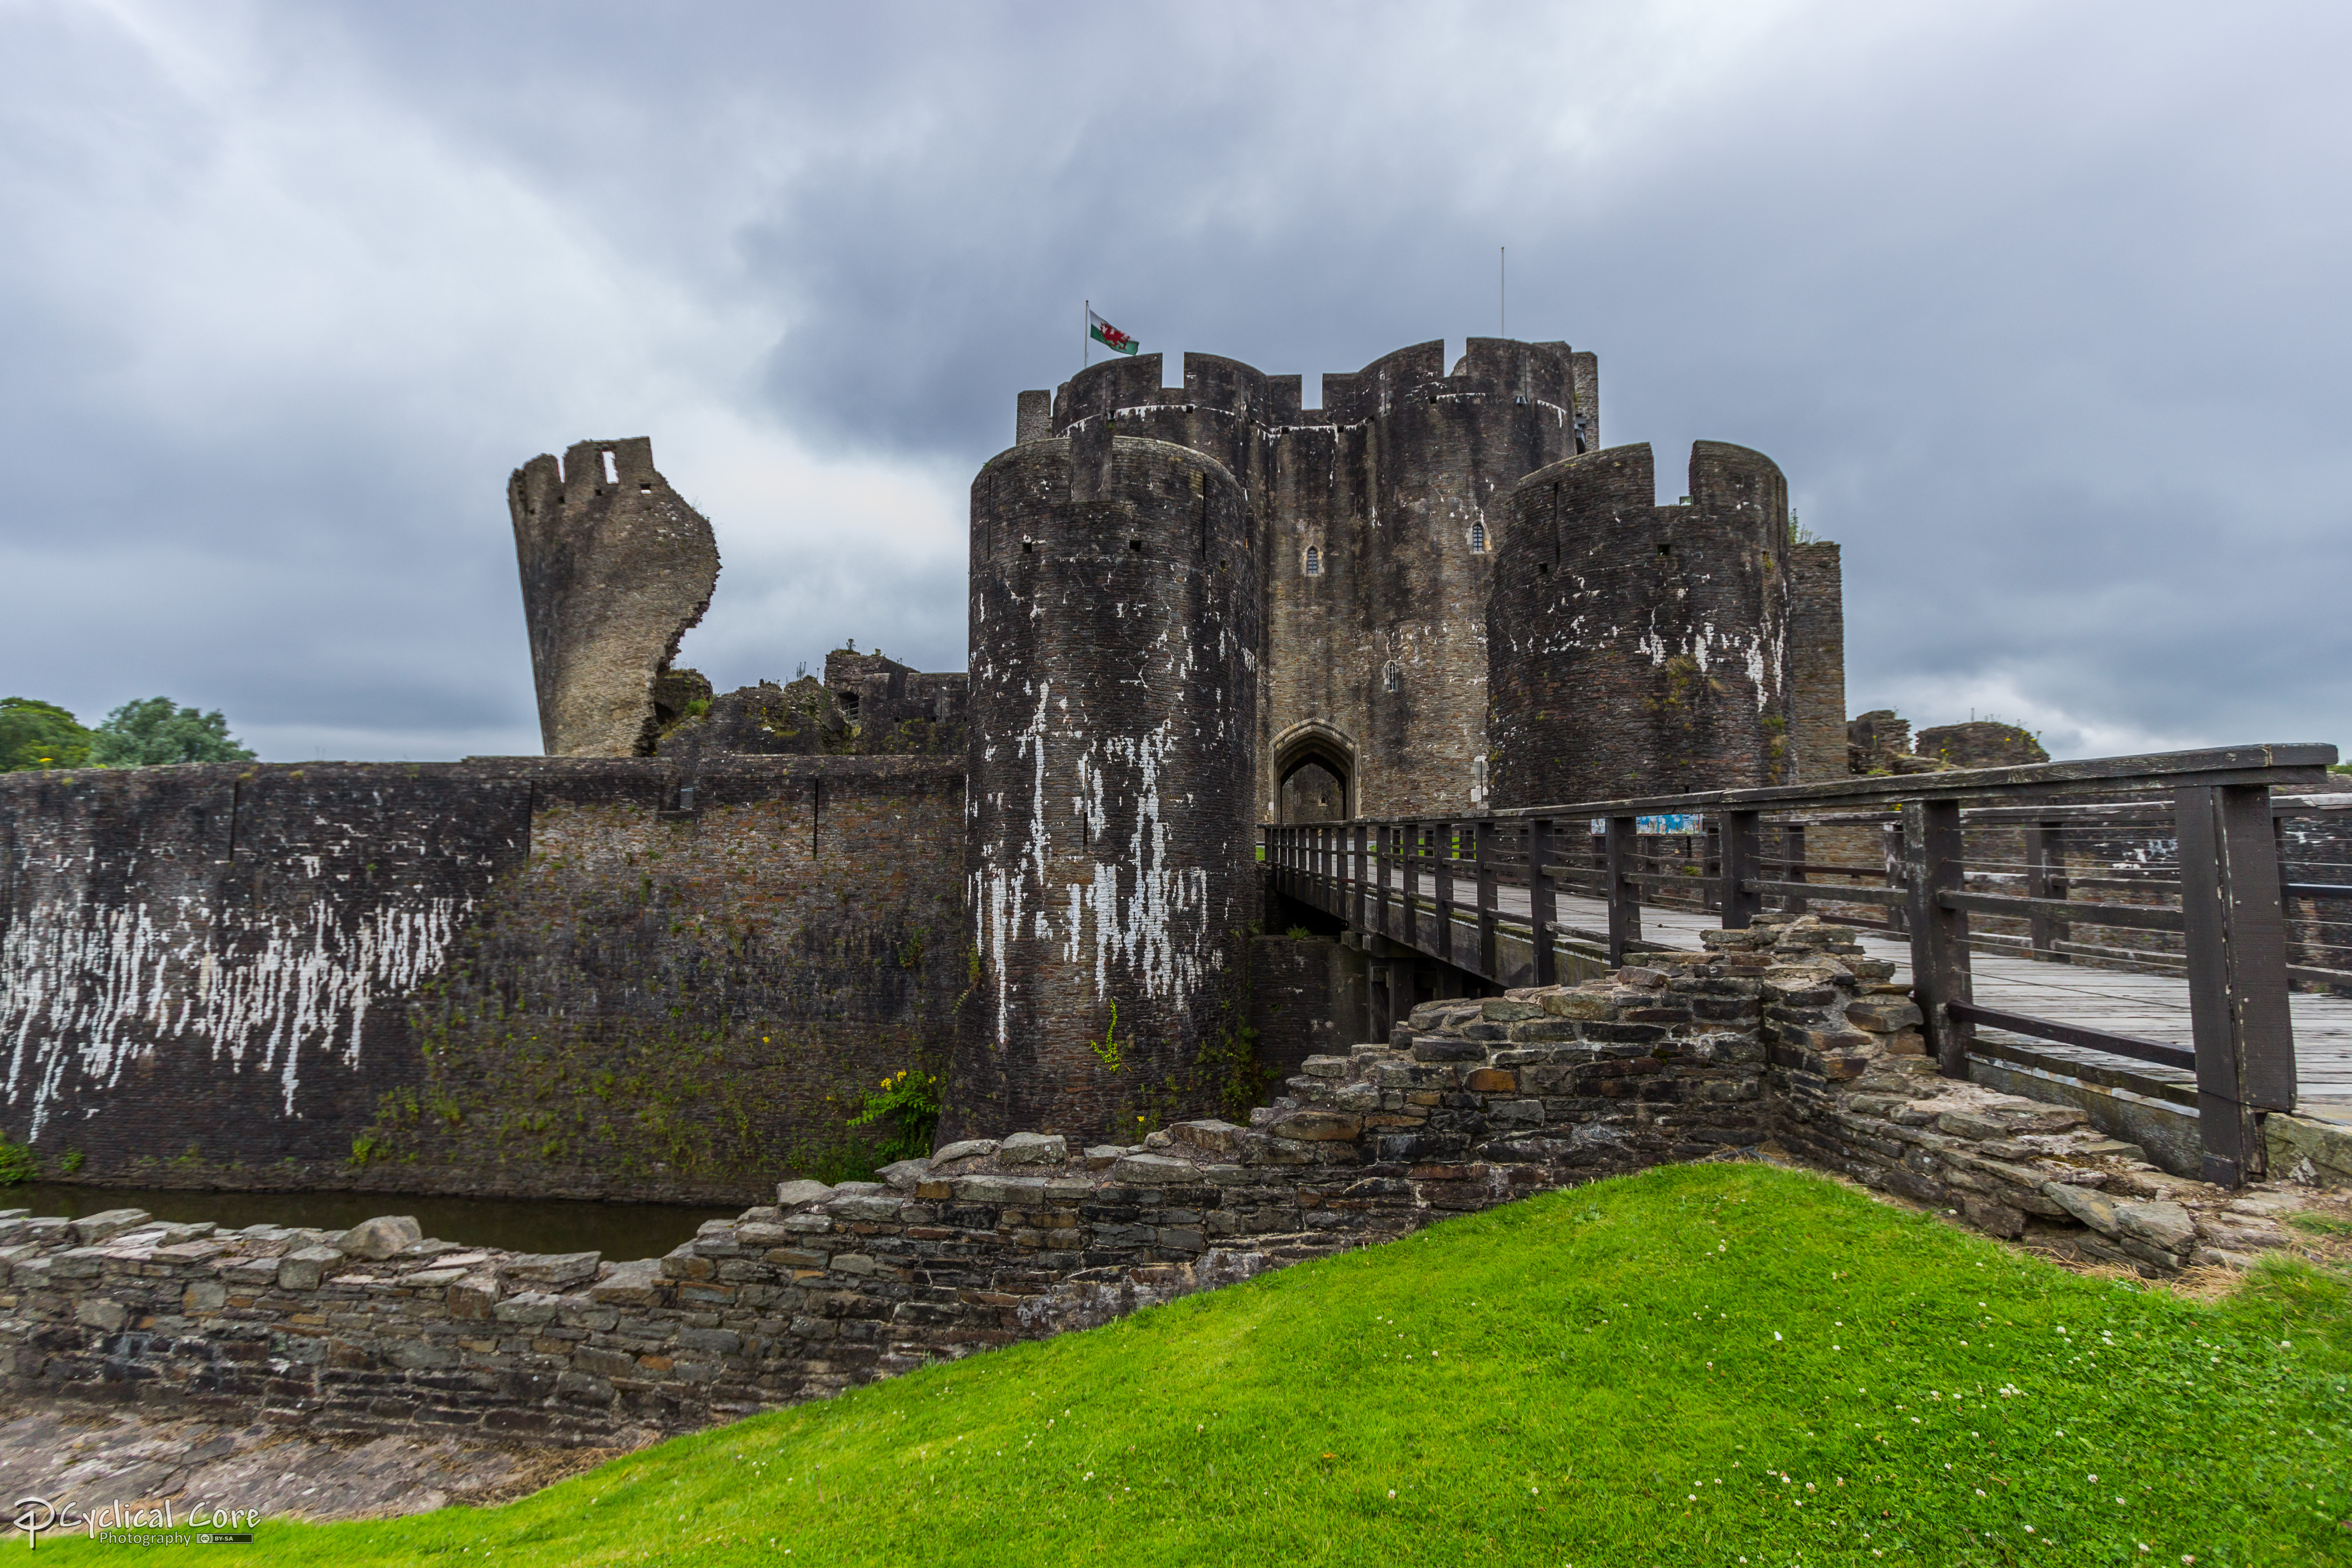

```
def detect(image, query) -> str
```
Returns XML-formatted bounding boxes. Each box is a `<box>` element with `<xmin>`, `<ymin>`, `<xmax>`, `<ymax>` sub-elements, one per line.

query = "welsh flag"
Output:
<box><xmin>1088</xmin><ymin>308</ymin><xmax>1140</xmax><ymax>356</ymax></box>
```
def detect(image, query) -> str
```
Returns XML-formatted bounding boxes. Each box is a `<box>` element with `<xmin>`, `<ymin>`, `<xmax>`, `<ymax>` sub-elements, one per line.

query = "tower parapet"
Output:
<box><xmin>1487</xmin><ymin>441</ymin><xmax>1794</xmax><ymax>808</ymax></box>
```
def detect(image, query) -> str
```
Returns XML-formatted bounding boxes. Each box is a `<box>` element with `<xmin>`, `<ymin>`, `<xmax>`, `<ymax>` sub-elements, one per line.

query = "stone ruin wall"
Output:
<box><xmin>6</xmin><ymin>912</ymin><xmax>2328</xmax><ymax>1449</ymax></box>
<box><xmin>0</xmin><ymin>757</ymin><xmax>967</xmax><ymax>1204</ymax></box>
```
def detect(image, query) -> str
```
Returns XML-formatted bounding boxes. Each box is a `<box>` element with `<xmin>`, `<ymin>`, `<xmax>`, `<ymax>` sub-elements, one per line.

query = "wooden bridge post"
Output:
<box><xmin>2177</xmin><ymin>783</ymin><xmax>2296</xmax><ymax>1186</ymax></box>
<box><xmin>1405</xmin><ymin>823</ymin><xmax>1423</xmax><ymax>949</ymax></box>
<box><xmin>1783</xmin><ymin>823</ymin><xmax>1809</xmax><ymax>915</ymax></box>
<box><xmin>1719</xmin><ymin>809</ymin><xmax>1763</xmax><ymax>930</ymax></box>
<box><xmin>1605</xmin><ymin>815</ymin><xmax>1642</xmax><ymax>966</ymax></box>
<box><xmin>1904</xmin><ymin>800</ymin><xmax>1975</xmax><ymax>1078</ymax></box>
<box><xmin>1475</xmin><ymin>818</ymin><xmax>1499</xmax><ymax>980</ymax></box>
<box><xmin>2025</xmin><ymin>820</ymin><xmax>2068</xmax><ymax>960</ymax></box>
<box><xmin>1529</xmin><ymin>816</ymin><xmax>1559</xmax><ymax>987</ymax></box>
<box><xmin>1351</xmin><ymin>823</ymin><xmax>1367</xmax><ymax>929</ymax></box>
<box><xmin>1433</xmin><ymin>822</ymin><xmax>1458</xmax><ymax>968</ymax></box>
<box><xmin>1376</xmin><ymin>825</ymin><xmax>1394</xmax><ymax>939</ymax></box>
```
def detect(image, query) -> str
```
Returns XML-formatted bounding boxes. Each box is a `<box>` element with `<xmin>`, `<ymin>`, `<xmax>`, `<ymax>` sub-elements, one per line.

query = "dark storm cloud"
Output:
<box><xmin>0</xmin><ymin>0</ymin><xmax>2345</xmax><ymax>762</ymax></box>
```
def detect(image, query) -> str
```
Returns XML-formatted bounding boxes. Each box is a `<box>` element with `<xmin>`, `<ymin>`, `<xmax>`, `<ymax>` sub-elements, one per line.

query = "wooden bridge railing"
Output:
<box><xmin>1262</xmin><ymin>743</ymin><xmax>2340</xmax><ymax>1186</ymax></box>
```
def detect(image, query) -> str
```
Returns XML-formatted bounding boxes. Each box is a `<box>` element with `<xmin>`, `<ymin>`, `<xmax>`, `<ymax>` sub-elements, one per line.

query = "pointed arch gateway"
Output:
<box><xmin>1272</xmin><ymin>720</ymin><xmax>1357</xmax><ymax>824</ymax></box>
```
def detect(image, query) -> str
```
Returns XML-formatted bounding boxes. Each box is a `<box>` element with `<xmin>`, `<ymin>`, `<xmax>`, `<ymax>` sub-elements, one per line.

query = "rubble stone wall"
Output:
<box><xmin>6</xmin><ymin>913</ymin><xmax>2319</xmax><ymax>1447</ymax></box>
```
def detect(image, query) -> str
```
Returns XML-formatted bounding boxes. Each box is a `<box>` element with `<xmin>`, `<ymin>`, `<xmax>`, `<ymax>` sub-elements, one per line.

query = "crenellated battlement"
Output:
<box><xmin>1026</xmin><ymin>337</ymin><xmax>1593</xmax><ymax>444</ymax></box>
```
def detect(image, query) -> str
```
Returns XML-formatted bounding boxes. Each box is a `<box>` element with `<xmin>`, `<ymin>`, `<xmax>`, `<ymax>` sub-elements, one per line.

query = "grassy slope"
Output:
<box><xmin>58</xmin><ymin>1164</ymin><xmax>2352</xmax><ymax>1566</ymax></box>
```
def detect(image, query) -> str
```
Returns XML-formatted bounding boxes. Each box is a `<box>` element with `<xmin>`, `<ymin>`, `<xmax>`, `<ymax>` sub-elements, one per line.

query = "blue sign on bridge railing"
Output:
<box><xmin>1589</xmin><ymin>813</ymin><xmax>1702</xmax><ymax>835</ymax></box>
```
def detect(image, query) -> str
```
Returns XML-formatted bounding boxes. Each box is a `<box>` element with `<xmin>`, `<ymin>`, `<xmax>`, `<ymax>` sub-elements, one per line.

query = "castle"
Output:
<box><xmin>0</xmin><ymin>333</ymin><xmax>1847</xmax><ymax>1193</ymax></box>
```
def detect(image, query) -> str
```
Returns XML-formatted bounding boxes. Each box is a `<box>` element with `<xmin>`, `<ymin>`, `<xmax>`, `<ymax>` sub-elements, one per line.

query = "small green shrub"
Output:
<box><xmin>0</xmin><ymin>1138</ymin><xmax>34</xmax><ymax>1186</ymax></box>
<box><xmin>847</xmin><ymin>1069</ymin><xmax>942</xmax><ymax>1166</ymax></box>
<box><xmin>1284</xmin><ymin>925</ymin><xmax>1312</xmax><ymax>940</ymax></box>
<box><xmin>59</xmin><ymin>1148</ymin><xmax>84</xmax><ymax>1175</ymax></box>
<box><xmin>348</xmin><ymin>1133</ymin><xmax>383</xmax><ymax>1168</ymax></box>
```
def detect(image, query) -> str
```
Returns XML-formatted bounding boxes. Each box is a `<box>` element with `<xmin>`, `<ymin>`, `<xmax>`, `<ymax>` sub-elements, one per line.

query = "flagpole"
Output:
<box><xmin>1084</xmin><ymin>299</ymin><xmax>1089</xmax><ymax>370</ymax></box>
<box><xmin>1499</xmin><ymin>248</ymin><xmax>1506</xmax><ymax>340</ymax></box>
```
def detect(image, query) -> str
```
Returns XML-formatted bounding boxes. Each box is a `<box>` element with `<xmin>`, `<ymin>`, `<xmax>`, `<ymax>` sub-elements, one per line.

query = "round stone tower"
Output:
<box><xmin>1486</xmin><ymin>440</ymin><xmax>1793</xmax><ymax>808</ymax></box>
<box><xmin>1032</xmin><ymin>338</ymin><xmax>1596</xmax><ymax>824</ymax></box>
<box><xmin>948</xmin><ymin>420</ymin><xmax>1261</xmax><ymax>1143</ymax></box>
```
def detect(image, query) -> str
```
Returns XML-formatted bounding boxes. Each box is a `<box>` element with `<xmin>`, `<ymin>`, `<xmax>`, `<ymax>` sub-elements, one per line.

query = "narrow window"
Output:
<box><xmin>1023</xmin><ymin>539</ymin><xmax>1034</xmax><ymax>554</ymax></box>
<box><xmin>1470</xmin><ymin>520</ymin><xmax>1487</xmax><ymax>553</ymax></box>
<box><xmin>1129</xmin><ymin>537</ymin><xmax>1142</xmax><ymax>552</ymax></box>
<box><xmin>601</xmin><ymin>449</ymin><xmax>619</xmax><ymax>485</ymax></box>
<box><xmin>1305</xmin><ymin>546</ymin><xmax>1322</xmax><ymax>577</ymax></box>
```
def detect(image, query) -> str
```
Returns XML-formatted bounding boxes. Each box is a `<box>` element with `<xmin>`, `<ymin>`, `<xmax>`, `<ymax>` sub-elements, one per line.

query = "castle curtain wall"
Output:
<box><xmin>0</xmin><ymin>757</ymin><xmax>963</xmax><ymax>1203</ymax></box>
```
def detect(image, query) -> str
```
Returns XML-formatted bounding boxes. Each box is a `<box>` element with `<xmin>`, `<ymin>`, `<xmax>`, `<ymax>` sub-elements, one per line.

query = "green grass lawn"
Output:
<box><xmin>54</xmin><ymin>1163</ymin><xmax>2352</xmax><ymax>1565</ymax></box>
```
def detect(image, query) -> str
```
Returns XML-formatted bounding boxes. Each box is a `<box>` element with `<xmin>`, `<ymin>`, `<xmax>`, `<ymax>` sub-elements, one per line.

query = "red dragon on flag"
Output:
<box><xmin>1088</xmin><ymin>307</ymin><xmax>1139</xmax><ymax>356</ymax></box>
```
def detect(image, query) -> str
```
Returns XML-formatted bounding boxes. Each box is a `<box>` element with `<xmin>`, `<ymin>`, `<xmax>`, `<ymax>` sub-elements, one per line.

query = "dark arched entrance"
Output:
<box><xmin>1273</xmin><ymin>723</ymin><xmax>1356</xmax><ymax>824</ymax></box>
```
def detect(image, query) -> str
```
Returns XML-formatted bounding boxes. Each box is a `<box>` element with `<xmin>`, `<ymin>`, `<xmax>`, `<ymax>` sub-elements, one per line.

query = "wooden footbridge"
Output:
<box><xmin>1263</xmin><ymin>744</ymin><xmax>2352</xmax><ymax>1187</ymax></box>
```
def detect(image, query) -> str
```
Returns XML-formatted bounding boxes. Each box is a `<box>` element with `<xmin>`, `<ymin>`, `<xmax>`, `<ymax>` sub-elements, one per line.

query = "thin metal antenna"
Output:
<box><xmin>1500</xmin><ymin>247</ymin><xmax>1506</xmax><ymax>340</ymax></box>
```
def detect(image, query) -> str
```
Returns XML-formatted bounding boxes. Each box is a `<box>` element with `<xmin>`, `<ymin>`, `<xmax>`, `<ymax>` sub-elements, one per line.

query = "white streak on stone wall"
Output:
<box><xmin>2</xmin><ymin>893</ymin><xmax>469</xmax><ymax>1137</ymax></box>
<box><xmin>971</xmin><ymin>680</ymin><xmax>1055</xmax><ymax>1046</ymax></box>
<box><xmin>1070</xmin><ymin>720</ymin><xmax>1213</xmax><ymax>1012</ymax></box>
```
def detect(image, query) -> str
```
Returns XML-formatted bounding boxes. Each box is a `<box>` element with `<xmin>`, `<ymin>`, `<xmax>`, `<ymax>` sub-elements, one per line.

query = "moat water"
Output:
<box><xmin>4</xmin><ymin>1185</ymin><xmax>740</xmax><ymax>1262</ymax></box>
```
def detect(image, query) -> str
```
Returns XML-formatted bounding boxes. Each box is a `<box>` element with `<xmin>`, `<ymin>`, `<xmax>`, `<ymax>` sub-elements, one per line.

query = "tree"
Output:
<box><xmin>88</xmin><ymin>697</ymin><xmax>256</xmax><ymax>767</ymax></box>
<box><xmin>0</xmin><ymin>697</ymin><xmax>93</xmax><ymax>771</ymax></box>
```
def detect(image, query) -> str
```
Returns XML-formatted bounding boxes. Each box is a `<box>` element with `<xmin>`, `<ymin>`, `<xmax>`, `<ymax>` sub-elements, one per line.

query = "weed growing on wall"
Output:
<box><xmin>847</xmin><ymin>1069</ymin><xmax>942</xmax><ymax>1166</ymax></box>
<box><xmin>0</xmin><ymin>1137</ymin><xmax>34</xmax><ymax>1185</ymax></box>
<box><xmin>1088</xmin><ymin>1002</ymin><xmax>1126</xmax><ymax>1072</ymax></box>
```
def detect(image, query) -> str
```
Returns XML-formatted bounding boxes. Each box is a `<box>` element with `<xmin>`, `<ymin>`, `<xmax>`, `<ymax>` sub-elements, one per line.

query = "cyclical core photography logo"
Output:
<box><xmin>11</xmin><ymin>1494</ymin><xmax>258</xmax><ymax>1549</ymax></box>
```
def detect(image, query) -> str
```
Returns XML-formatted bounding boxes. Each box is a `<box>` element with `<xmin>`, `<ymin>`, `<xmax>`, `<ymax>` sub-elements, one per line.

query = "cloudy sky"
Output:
<box><xmin>2</xmin><ymin>0</ymin><xmax>2346</xmax><ymax>764</ymax></box>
